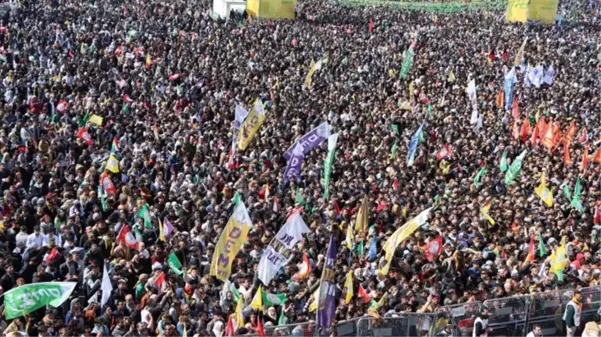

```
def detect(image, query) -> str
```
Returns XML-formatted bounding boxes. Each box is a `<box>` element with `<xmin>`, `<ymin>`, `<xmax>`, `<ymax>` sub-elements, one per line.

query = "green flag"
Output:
<box><xmin>538</xmin><ymin>232</ymin><xmax>546</xmax><ymax>257</ymax></box>
<box><xmin>499</xmin><ymin>150</ymin><xmax>508</xmax><ymax>172</ymax></box>
<box><xmin>295</xmin><ymin>188</ymin><xmax>305</xmax><ymax>206</ymax></box>
<box><xmin>262</xmin><ymin>292</ymin><xmax>287</xmax><ymax>307</ymax></box>
<box><xmin>98</xmin><ymin>185</ymin><xmax>108</xmax><ymax>212</ymax></box>
<box><xmin>278</xmin><ymin>309</ymin><xmax>286</xmax><ymax>325</ymax></box>
<box><xmin>391</xmin><ymin>124</ymin><xmax>400</xmax><ymax>136</ymax></box>
<box><xmin>473</xmin><ymin>166</ymin><xmax>486</xmax><ymax>187</ymax></box>
<box><xmin>233</xmin><ymin>192</ymin><xmax>241</xmax><ymax>205</ymax></box>
<box><xmin>399</xmin><ymin>47</ymin><xmax>415</xmax><ymax>79</ymax></box>
<box><xmin>571</xmin><ymin>178</ymin><xmax>584</xmax><ymax>213</ymax></box>
<box><xmin>390</xmin><ymin>142</ymin><xmax>398</xmax><ymax>159</ymax></box>
<box><xmin>122</xmin><ymin>104</ymin><xmax>129</xmax><ymax>113</ymax></box>
<box><xmin>562</xmin><ymin>183</ymin><xmax>571</xmax><ymax>199</ymax></box>
<box><xmin>357</xmin><ymin>241</ymin><xmax>364</xmax><ymax>255</ymax></box>
<box><xmin>3</xmin><ymin>282</ymin><xmax>77</xmax><ymax>320</ymax></box>
<box><xmin>426</xmin><ymin>103</ymin><xmax>433</xmax><ymax>116</ymax></box>
<box><xmin>504</xmin><ymin>150</ymin><xmax>527</xmax><ymax>186</ymax></box>
<box><xmin>167</xmin><ymin>253</ymin><xmax>184</xmax><ymax>276</ymax></box>
<box><xmin>137</xmin><ymin>204</ymin><xmax>152</xmax><ymax>229</ymax></box>
<box><xmin>78</xmin><ymin>112</ymin><xmax>90</xmax><ymax>127</ymax></box>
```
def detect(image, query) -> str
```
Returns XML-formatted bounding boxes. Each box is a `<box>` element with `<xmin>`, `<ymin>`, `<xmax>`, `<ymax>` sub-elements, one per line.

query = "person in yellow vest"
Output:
<box><xmin>563</xmin><ymin>290</ymin><xmax>582</xmax><ymax>337</ymax></box>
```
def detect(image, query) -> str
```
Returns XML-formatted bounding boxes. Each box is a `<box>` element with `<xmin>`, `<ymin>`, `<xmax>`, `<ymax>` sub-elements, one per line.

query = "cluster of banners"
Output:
<box><xmin>507</xmin><ymin>0</ymin><xmax>559</xmax><ymax>24</ymax></box>
<box><xmin>284</xmin><ymin>122</ymin><xmax>332</xmax><ymax>182</ymax></box>
<box><xmin>257</xmin><ymin>210</ymin><xmax>310</xmax><ymax>284</ymax></box>
<box><xmin>524</xmin><ymin>64</ymin><xmax>555</xmax><ymax>88</ymax></box>
<box><xmin>210</xmin><ymin>202</ymin><xmax>253</xmax><ymax>282</ymax></box>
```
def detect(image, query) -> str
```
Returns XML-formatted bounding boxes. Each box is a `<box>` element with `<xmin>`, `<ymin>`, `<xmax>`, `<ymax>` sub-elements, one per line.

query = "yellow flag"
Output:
<box><xmin>88</xmin><ymin>114</ymin><xmax>103</xmax><ymax>127</ymax></box>
<box><xmin>479</xmin><ymin>201</ymin><xmax>496</xmax><ymax>225</ymax></box>
<box><xmin>409</xmin><ymin>82</ymin><xmax>415</xmax><ymax>97</ymax></box>
<box><xmin>383</xmin><ymin>208</ymin><xmax>432</xmax><ymax>261</ymax></box>
<box><xmin>309</xmin><ymin>286</ymin><xmax>319</xmax><ymax>312</ymax></box>
<box><xmin>354</xmin><ymin>197</ymin><xmax>369</xmax><ymax>235</ymax></box>
<box><xmin>447</xmin><ymin>71</ymin><xmax>455</xmax><ymax>83</ymax></box>
<box><xmin>377</xmin><ymin>259</ymin><xmax>391</xmax><ymax>276</ymax></box>
<box><xmin>304</xmin><ymin>59</ymin><xmax>317</xmax><ymax>88</ymax></box>
<box><xmin>158</xmin><ymin>218</ymin><xmax>166</xmax><ymax>242</ymax></box>
<box><xmin>345</xmin><ymin>222</ymin><xmax>355</xmax><ymax>250</ymax></box>
<box><xmin>106</xmin><ymin>154</ymin><xmax>120</xmax><ymax>173</ymax></box>
<box><xmin>535</xmin><ymin>173</ymin><xmax>553</xmax><ymax>207</ymax></box>
<box><xmin>344</xmin><ymin>272</ymin><xmax>354</xmax><ymax>304</ymax></box>
<box><xmin>235</xmin><ymin>296</ymin><xmax>245</xmax><ymax>327</ymax></box>
<box><xmin>374</xmin><ymin>292</ymin><xmax>387</xmax><ymax>309</ymax></box>
<box><xmin>514</xmin><ymin>37</ymin><xmax>528</xmax><ymax>65</ymax></box>
<box><xmin>550</xmin><ymin>240</ymin><xmax>567</xmax><ymax>277</ymax></box>
<box><xmin>238</xmin><ymin>100</ymin><xmax>266</xmax><ymax>151</ymax></box>
<box><xmin>250</xmin><ymin>286</ymin><xmax>263</xmax><ymax>311</ymax></box>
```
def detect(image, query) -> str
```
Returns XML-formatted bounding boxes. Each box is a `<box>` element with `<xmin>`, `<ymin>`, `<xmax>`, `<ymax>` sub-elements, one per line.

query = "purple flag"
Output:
<box><xmin>317</xmin><ymin>235</ymin><xmax>338</xmax><ymax>334</ymax></box>
<box><xmin>284</xmin><ymin>122</ymin><xmax>331</xmax><ymax>160</ymax></box>
<box><xmin>283</xmin><ymin>143</ymin><xmax>305</xmax><ymax>183</ymax></box>
<box><xmin>163</xmin><ymin>218</ymin><xmax>174</xmax><ymax>238</ymax></box>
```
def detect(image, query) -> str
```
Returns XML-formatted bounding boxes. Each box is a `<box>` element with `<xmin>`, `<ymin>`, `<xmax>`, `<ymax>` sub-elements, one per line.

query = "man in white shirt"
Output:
<box><xmin>42</xmin><ymin>227</ymin><xmax>62</xmax><ymax>247</ymax></box>
<box><xmin>15</xmin><ymin>224</ymin><xmax>29</xmax><ymax>248</ymax></box>
<box><xmin>526</xmin><ymin>325</ymin><xmax>543</xmax><ymax>337</ymax></box>
<box><xmin>26</xmin><ymin>226</ymin><xmax>44</xmax><ymax>249</ymax></box>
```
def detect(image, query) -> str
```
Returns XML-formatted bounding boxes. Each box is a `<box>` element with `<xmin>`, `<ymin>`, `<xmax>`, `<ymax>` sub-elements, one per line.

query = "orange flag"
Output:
<box><xmin>580</xmin><ymin>145</ymin><xmax>590</xmax><ymax>171</ymax></box>
<box><xmin>593</xmin><ymin>147</ymin><xmax>601</xmax><ymax>164</ymax></box>
<box><xmin>552</xmin><ymin>122</ymin><xmax>562</xmax><ymax>145</ymax></box>
<box><xmin>542</xmin><ymin>125</ymin><xmax>555</xmax><ymax>150</ymax></box>
<box><xmin>560</xmin><ymin>121</ymin><xmax>576</xmax><ymax>145</ymax></box>
<box><xmin>527</xmin><ymin>237</ymin><xmax>535</xmax><ymax>262</ymax></box>
<box><xmin>563</xmin><ymin>143</ymin><xmax>572</xmax><ymax>166</ymax></box>
<box><xmin>537</xmin><ymin>118</ymin><xmax>548</xmax><ymax>139</ymax></box>
<box><xmin>530</xmin><ymin>123</ymin><xmax>539</xmax><ymax>147</ymax></box>
<box><xmin>496</xmin><ymin>91</ymin><xmax>504</xmax><ymax>109</ymax></box>
<box><xmin>520</xmin><ymin>118</ymin><xmax>531</xmax><ymax>143</ymax></box>
<box><xmin>513</xmin><ymin>120</ymin><xmax>520</xmax><ymax>140</ymax></box>
<box><xmin>511</xmin><ymin>96</ymin><xmax>520</xmax><ymax>118</ymax></box>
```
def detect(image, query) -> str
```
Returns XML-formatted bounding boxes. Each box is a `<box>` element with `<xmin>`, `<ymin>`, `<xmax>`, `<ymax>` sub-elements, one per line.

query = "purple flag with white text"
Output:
<box><xmin>284</xmin><ymin>122</ymin><xmax>331</xmax><ymax>160</ymax></box>
<box><xmin>317</xmin><ymin>235</ymin><xmax>338</xmax><ymax>335</ymax></box>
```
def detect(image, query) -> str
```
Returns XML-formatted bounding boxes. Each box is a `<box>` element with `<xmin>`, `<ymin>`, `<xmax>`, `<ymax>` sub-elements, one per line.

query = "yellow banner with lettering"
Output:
<box><xmin>506</xmin><ymin>0</ymin><xmax>528</xmax><ymax>23</ymax></box>
<box><xmin>238</xmin><ymin>100</ymin><xmax>266</xmax><ymax>151</ymax></box>
<box><xmin>247</xmin><ymin>0</ymin><xmax>296</xmax><ymax>19</ymax></box>
<box><xmin>210</xmin><ymin>202</ymin><xmax>253</xmax><ymax>281</ymax></box>
<box><xmin>528</xmin><ymin>0</ymin><xmax>559</xmax><ymax>24</ymax></box>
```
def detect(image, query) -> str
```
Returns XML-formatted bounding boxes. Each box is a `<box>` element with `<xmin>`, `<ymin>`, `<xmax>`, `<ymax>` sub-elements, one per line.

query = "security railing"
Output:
<box><xmin>230</xmin><ymin>286</ymin><xmax>601</xmax><ymax>337</ymax></box>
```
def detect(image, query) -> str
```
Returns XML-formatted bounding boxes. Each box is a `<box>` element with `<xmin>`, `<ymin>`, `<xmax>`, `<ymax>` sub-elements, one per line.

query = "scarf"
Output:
<box><xmin>572</xmin><ymin>296</ymin><xmax>582</xmax><ymax>311</ymax></box>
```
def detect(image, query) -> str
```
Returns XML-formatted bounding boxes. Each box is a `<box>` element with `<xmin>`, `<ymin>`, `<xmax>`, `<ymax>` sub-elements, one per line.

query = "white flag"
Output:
<box><xmin>257</xmin><ymin>212</ymin><xmax>310</xmax><ymax>284</ymax></box>
<box><xmin>101</xmin><ymin>264</ymin><xmax>113</xmax><ymax>307</ymax></box>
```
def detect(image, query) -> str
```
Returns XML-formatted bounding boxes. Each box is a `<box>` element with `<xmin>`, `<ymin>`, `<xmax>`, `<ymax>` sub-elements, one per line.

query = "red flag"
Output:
<box><xmin>77</xmin><ymin>127</ymin><xmax>94</xmax><ymax>147</ymax></box>
<box><xmin>537</xmin><ymin>119</ymin><xmax>547</xmax><ymax>139</ymax></box>
<box><xmin>256</xmin><ymin>315</ymin><xmax>265</xmax><ymax>337</ymax></box>
<box><xmin>114</xmin><ymin>46</ymin><xmax>124</xmax><ymax>56</ymax></box>
<box><xmin>594</xmin><ymin>201</ymin><xmax>601</xmax><ymax>225</ymax></box>
<box><xmin>527</xmin><ymin>237</ymin><xmax>535</xmax><ymax>262</ymax></box>
<box><xmin>122</xmin><ymin>95</ymin><xmax>134</xmax><ymax>104</ymax></box>
<box><xmin>423</xmin><ymin>236</ymin><xmax>443</xmax><ymax>262</ymax></box>
<box><xmin>117</xmin><ymin>225</ymin><xmax>140</xmax><ymax>250</ymax></box>
<box><xmin>298</xmin><ymin>253</ymin><xmax>312</xmax><ymax>279</ymax></box>
<box><xmin>154</xmin><ymin>272</ymin><xmax>166</xmax><ymax>289</ymax></box>
<box><xmin>520</xmin><ymin>118</ymin><xmax>531</xmax><ymax>143</ymax></box>
<box><xmin>56</xmin><ymin>100</ymin><xmax>68</xmax><ymax>113</ymax></box>
<box><xmin>580</xmin><ymin>145</ymin><xmax>590</xmax><ymax>171</ymax></box>
<box><xmin>45</xmin><ymin>248</ymin><xmax>59</xmax><ymax>264</ymax></box>
<box><xmin>563</xmin><ymin>143</ymin><xmax>572</xmax><ymax>166</ymax></box>
<box><xmin>577</xmin><ymin>128</ymin><xmax>588</xmax><ymax>144</ymax></box>
<box><xmin>101</xmin><ymin>173</ymin><xmax>116</xmax><ymax>196</ymax></box>
<box><xmin>502</xmin><ymin>50</ymin><xmax>509</xmax><ymax>62</ymax></box>
<box><xmin>393</xmin><ymin>179</ymin><xmax>399</xmax><ymax>190</ymax></box>
<box><xmin>511</xmin><ymin>96</ymin><xmax>520</xmax><ymax>118</ymax></box>
<box><xmin>436</xmin><ymin>144</ymin><xmax>453</xmax><ymax>160</ymax></box>
<box><xmin>272</xmin><ymin>197</ymin><xmax>280</xmax><ymax>212</ymax></box>
<box><xmin>168</xmin><ymin>73</ymin><xmax>183</xmax><ymax>82</ymax></box>
<box><xmin>552</xmin><ymin>122</ymin><xmax>562</xmax><ymax>146</ymax></box>
<box><xmin>225</xmin><ymin>316</ymin><xmax>235</xmax><ymax>337</ymax></box>
<box><xmin>512</xmin><ymin>120</ymin><xmax>520</xmax><ymax>140</ymax></box>
<box><xmin>368</xmin><ymin>20</ymin><xmax>374</xmax><ymax>33</ymax></box>
<box><xmin>358</xmin><ymin>285</ymin><xmax>371</xmax><ymax>303</ymax></box>
<box><xmin>333</xmin><ymin>200</ymin><xmax>342</xmax><ymax>216</ymax></box>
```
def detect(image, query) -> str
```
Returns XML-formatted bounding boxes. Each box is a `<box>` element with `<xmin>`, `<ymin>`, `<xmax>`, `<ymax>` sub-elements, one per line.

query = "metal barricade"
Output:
<box><xmin>265</xmin><ymin>321</ymin><xmax>316</xmax><ymax>337</ymax></box>
<box><xmin>437</xmin><ymin>302</ymin><xmax>482</xmax><ymax>337</ymax></box>
<box><xmin>482</xmin><ymin>295</ymin><xmax>530</xmax><ymax>337</ymax></box>
<box><xmin>357</xmin><ymin>313</ymin><xmax>438</xmax><ymax>337</ymax></box>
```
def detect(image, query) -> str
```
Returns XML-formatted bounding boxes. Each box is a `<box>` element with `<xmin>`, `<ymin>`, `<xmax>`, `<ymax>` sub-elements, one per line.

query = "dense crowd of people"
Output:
<box><xmin>0</xmin><ymin>0</ymin><xmax>600</xmax><ymax>335</ymax></box>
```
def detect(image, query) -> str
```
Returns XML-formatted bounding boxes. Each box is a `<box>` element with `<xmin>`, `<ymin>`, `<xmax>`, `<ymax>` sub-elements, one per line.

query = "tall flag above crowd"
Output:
<box><xmin>284</xmin><ymin>122</ymin><xmax>331</xmax><ymax>182</ymax></box>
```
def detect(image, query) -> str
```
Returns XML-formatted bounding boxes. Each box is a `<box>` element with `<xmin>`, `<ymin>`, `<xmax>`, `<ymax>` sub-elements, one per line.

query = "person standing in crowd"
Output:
<box><xmin>473</xmin><ymin>310</ymin><xmax>491</xmax><ymax>337</ymax></box>
<box><xmin>526</xmin><ymin>325</ymin><xmax>543</xmax><ymax>337</ymax></box>
<box><xmin>564</xmin><ymin>290</ymin><xmax>582</xmax><ymax>337</ymax></box>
